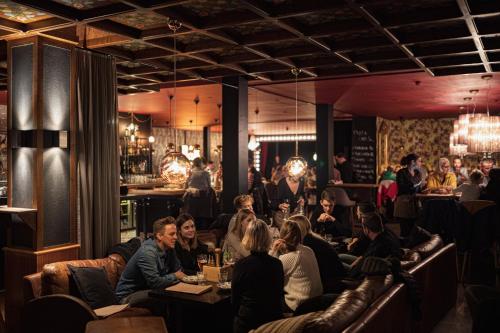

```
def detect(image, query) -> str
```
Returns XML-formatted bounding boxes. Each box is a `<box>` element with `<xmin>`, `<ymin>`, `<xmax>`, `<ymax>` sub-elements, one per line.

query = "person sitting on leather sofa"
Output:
<box><xmin>340</xmin><ymin>214</ymin><xmax>402</xmax><ymax>278</ymax></box>
<box><xmin>115</xmin><ymin>217</ymin><xmax>186</xmax><ymax>312</ymax></box>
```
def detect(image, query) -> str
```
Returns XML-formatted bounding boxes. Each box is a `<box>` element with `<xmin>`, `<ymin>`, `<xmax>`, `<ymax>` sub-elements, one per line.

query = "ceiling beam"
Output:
<box><xmin>344</xmin><ymin>0</ymin><xmax>434</xmax><ymax>76</ymax></box>
<box><xmin>0</xmin><ymin>17</ymin><xmax>25</xmax><ymax>32</ymax></box>
<box><xmin>456</xmin><ymin>0</ymin><xmax>492</xmax><ymax>72</ymax></box>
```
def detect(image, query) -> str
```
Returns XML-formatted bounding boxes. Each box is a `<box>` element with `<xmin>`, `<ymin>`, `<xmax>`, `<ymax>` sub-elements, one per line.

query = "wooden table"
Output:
<box><xmin>86</xmin><ymin>317</ymin><xmax>167</xmax><ymax>333</ymax></box>
<box><xmin>416</xmin><ymin>193</ymin><xmax>459</xmax><ymax>200</ymax></box>
<box><xmin>150</xmin><ymin>282</ymin><xmax>232</xmax><ymax>333</ymax></box>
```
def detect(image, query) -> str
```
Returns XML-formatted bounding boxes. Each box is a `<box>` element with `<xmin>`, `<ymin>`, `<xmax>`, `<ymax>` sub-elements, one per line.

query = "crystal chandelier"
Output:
<box><xmin>285</xmin><ymin>68</ymin><xmax>307</xmax><ymax>179</ymax></box>
<box><xmin>159</xmin><ymin>19</ymin><xmax>190</xmax><ymax>185</ymax></box>
<box><xmin>466</xmin><ymin>75</ymin><xmax>500</xmax><ymax>154</ymax></box>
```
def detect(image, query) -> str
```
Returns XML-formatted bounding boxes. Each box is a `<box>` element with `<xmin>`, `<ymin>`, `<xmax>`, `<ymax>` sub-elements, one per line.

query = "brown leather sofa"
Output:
<box><xmin>22</xmin><ymin>253</ymin><xmax>151</xmax><ymax>333</ymax></box>
<box><xmin>251</xmin><ymin>234</ymin><xmax>456</xmax><ymax>333</ymax></box>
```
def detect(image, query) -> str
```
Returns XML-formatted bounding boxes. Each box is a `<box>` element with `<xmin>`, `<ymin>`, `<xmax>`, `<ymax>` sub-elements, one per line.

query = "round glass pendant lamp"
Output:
<box><xmin>285</xmin><ymin>67</ymin><xmax>307</xmax><ymax>179</ymax></box>
<box><xmin>160</xmin><ymin>19</ymin><xmax>190</xmax><ymax>185</ymax></box>
<box><xmin>159</xmin><ymin>152</ymin><xmax>191</xmax><ymax>185</ymax></box>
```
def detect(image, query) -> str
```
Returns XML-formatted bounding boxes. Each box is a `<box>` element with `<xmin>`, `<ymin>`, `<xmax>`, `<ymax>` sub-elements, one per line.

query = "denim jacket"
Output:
<box><xmin>116</xmin><ymin>238</ymin><xmax>180</xmax><ymax>300</ymax></box>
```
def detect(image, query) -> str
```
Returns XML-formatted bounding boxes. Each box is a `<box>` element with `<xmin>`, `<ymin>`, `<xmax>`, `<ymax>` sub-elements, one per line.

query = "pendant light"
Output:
<box><xmin>285</xmin><ymin>68</ymin><xmax>307</xmax><ymax>179</ymax></box>
<box><xmin>159</xmin><ymin>19</ymin><xmax>191</xmax><ymax>186</ymax></box>
<box><xmin>248</xmin><ymin>91</ymin><xmax>260</xmax><ymax>151</ymax></box>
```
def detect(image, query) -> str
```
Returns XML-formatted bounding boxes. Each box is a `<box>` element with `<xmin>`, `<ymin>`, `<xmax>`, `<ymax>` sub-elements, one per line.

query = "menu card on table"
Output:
<box><xmin>94</xmin><ymin>303</ymin><xmax>130</xmax><ymax>318</ymax></box>
<box><xmin>166</xmin><ymin>282</ymin><xmax>212</xmax><ymax>295</ymax></box>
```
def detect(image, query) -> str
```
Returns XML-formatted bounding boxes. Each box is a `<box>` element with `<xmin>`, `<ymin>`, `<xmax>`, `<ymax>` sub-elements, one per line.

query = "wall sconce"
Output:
<box><xmin>11</xmin><ymin>130</ymin><xmax>36</xmax><ymax>148</ymax></box>
<box><xmin>44</xmin><ymin>130</ymin><xmax>69</xmax><ymax>148</ymax></box>
<box><xmin>11</xmin><ymin>130</ymin><xmax>69</xmax><ymax>148</ymax></box>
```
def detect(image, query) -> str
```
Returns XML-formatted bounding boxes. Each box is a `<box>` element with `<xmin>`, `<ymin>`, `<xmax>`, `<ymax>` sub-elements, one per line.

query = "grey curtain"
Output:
<box><xmin>76</xmin><ymin>48</ymin><xmax>120</xmax><ymax>258</ymax></box>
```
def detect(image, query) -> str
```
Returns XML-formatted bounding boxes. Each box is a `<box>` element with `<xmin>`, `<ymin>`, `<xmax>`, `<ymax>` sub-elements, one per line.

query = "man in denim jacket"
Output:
<box><xmin>116</xmin><ymin>216</ymin><xmax>185</xmax><ymax>312</ymax></box>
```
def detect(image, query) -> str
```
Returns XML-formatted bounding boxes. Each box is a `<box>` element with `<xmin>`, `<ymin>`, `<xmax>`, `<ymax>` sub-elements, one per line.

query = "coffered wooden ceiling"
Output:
<box><xmin>0</xmin><ymin>0</ymin><xmax>500</xmax><ymax>94</ymax></box>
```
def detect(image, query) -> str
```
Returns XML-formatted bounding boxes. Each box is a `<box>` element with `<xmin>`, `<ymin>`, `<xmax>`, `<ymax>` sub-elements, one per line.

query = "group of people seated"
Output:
<box><xmin>378</xmin><ymin>153</ymin><xmax>500</xmax><ymax>237</ymax></box>
<box><xmin>114</xmin><ymin>186</ymin><xmax>419</xmax><ymax>333</ymax></box>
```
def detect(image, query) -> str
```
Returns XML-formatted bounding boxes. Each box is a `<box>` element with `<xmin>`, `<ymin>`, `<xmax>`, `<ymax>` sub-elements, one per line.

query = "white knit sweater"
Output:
<box><xmin>277</xmin><ymin>244</ymin><xmax>323</xmax><ymax>311</ymax></box>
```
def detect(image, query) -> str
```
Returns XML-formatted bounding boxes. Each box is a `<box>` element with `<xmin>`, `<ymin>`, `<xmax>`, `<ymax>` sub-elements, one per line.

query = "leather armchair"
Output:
<box><xmin>22</xmin><ymin>253</ymin><xmax>151</xmax><ymax>333</ymax></box>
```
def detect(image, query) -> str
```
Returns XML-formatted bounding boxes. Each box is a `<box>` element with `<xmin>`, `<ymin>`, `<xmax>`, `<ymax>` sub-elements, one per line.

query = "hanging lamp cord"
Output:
<box><xmin>291</xmin><ymin>68</ymin><xmax>301</xmax><ymax>156</ymax></box>
<box><xmin>168</xmin><ymin>19</ymin><xmax>182</xmax><ymax>150</ymax></box>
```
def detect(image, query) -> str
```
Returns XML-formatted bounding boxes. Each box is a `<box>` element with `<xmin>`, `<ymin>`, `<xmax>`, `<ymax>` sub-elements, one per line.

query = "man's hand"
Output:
<box><xmin>175</xmin><ymin>270</ymin><xmax>186</xmax><ymax>280</ymax></box>
<box><xmin>347</xmin><ymin>237</ymin><xmax>359</xmax><ymax>252</ymax></box>
<box><xmin>279</xmin><ymin>203</ymin><xmax>290</xmax><ymax>212</ymax></box>
<box><xmin>318</xmin><ymin>213</ymin><xmax>335</xmax><ymax>223</ymax></box>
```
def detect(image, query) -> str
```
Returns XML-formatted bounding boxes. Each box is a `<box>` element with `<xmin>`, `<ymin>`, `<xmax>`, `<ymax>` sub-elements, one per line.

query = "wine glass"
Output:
<box><xmin>197</xmin><ymin>254</ymin><xmax>208</xmax><ymax>271</ymax></box>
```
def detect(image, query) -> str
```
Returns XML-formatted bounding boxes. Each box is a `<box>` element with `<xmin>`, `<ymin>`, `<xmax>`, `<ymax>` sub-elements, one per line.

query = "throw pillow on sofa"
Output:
<box><xmin>67</xmin><ymin>265</ymin><xmax>118</xmax><ymax>309</ymax></box>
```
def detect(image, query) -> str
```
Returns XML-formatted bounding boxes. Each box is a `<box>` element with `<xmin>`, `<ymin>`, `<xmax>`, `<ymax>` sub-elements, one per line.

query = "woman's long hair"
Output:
<box><xmin>279</xmin><ymin>220</ymin><xmax>302</xmax><ymax>252</ymax></box>
<box><xmin>176</xmin><ymin>213</ymin><xmax>198</xmax><ymax>251</ymax></box>
<box><xmin>231</xmin><ymin>208</ymin><xmax>255</xmax><ymax>240</ymax></box>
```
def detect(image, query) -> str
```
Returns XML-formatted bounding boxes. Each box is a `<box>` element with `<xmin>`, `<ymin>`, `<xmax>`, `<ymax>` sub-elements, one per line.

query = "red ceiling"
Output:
<box><xmin>119</xmin><ymin>71</ymin><xmax>500</xmax><ymax>127</ymax></box>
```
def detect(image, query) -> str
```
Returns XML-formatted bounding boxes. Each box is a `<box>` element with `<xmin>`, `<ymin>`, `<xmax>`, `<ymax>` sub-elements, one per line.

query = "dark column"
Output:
<box><xmin>4</xmin><ymin>36</ymin><xmax>79</xmax><ymax>332</ymax></box>
<box><xmin>222</xmin><ymin>76</ymin><xmax>248</xmax><ymax>213</ymax></box>
<box><xmin>316</xmin><ymin>104</ymin><xmax>334</xmax><ymax>194</ymax></box>
<box><xmin>203</xmin><ymin>126</ymin><xmax>210</xmax><ymax>162</ymax></box>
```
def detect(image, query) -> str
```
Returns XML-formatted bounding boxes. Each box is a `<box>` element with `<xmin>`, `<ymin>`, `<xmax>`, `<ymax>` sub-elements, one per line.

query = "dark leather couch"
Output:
<box><xmin>22</xmin><ymin>253</ymin><xmax>151</xmax><ymax>333</ymax></box>
<box><xmin>251</xmin><ymin>234</ymin><xmax>456</xmax><ymax>333</ymax></box>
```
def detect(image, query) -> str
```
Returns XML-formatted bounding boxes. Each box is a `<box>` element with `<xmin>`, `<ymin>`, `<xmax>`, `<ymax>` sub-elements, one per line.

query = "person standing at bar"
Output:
<box><xmin>480</xmin><ymin>158</ymin><xmax>495</xmax><ymax>187</ymax></box>
<box><xmin>334</xmin><ymin>152</ymin><xmax>356</xmax><ymax>183</ymax></box>
<box><xmin>394</xmin><ymin>154</ymin><xmax>422</xmax><ymax>237</ymax></box>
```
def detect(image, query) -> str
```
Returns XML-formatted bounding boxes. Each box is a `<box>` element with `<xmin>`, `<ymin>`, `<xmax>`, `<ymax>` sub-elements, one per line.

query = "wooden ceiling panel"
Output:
<box><xmin>391</xmin><ymin>20</ymin><xmax>470</xmax><ymax>44</ymax></box>
<box><xmin>52</xmin><ymin>0</ymin><xmax>119</xmax><ymax>10</ymax></box>
<box><xmin>409</xmin><ymin>39</ymin><xmax>478</xmax><ymax>57</ymax></box>
<box><xmin>433</xmin><ymin>64</ymin><xmax>486</xmax><ymax>76</ymax></box>
<box><xmin>1</xmin><ymin>0</ymin><xmax>500</xmax><ymax>107</ymax></box>
<box><xmin>421</xmin><ymin>53</ymin><xmax>483</xmax><ymax>68</ymax></box>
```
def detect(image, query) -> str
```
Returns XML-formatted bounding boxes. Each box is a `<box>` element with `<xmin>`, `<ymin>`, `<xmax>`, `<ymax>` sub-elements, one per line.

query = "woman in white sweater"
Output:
<box><xmin>270</xmin><ymin>220</ymin><xmax>323</xmax><ymax>311</ymax></box>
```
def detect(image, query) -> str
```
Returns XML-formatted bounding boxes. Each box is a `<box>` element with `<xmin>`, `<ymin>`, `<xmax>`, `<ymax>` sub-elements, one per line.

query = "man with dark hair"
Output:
<box><xmin>340</xmin><ymin>214</ymin><xmax>401</xmax><ymax>277</ymax></box>
<box><xmin>116</xmin><ymin>216</ymin><xmax>185</xmax><ymax>310</ymax></box>
<box><xmin>309</xmin><ymin>191</ymin><xmax>350</xmax><ymax>237</ymax></box>
<box><xmin>334</xmin><ymin>152</ymin><xmax>356</xmax><ymax>183</ymax></box>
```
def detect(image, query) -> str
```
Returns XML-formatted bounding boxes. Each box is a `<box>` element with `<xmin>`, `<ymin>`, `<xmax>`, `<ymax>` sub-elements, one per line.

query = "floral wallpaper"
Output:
<box><xmin>379</xmin><ymin>118</ymin><xmax>454</xmax><ymax>171</ymax></box>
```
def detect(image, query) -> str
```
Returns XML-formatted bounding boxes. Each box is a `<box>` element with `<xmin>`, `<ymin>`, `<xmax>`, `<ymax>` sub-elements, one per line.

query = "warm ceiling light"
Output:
<box><xmin>285</xmin><ymin>68</ymin><xmax>307</xmax><ymax>179</ymax></box>
<box><xmin>159</xmin><ymin>19</ymin><xmax>190</xmax><ymax>186</ymax></box>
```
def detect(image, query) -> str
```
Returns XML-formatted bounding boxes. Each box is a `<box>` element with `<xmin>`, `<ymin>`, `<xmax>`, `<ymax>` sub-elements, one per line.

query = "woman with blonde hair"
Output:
<box><xmin>222</xmin><ymin>208</ymin><xmax>255</xmax><ymax>261</ymax></box>
<box><xmin>175</xmin><ymin>213</ymin><xmax>210</xmax><ymax>275</ymax></box>
<box><xmin>270</xmin><ymin>219</ymin><xmax>323</xmax><ymax>311</ymax></box>
<box><xmin>232</xmin><ymin>219</ymin><xmax>284</xmax><ymax>333</ymax></box>
<box><xmin>426</xmin><ymin>157</ymin><xmax>457</xmax><ymax>193</ymax></box>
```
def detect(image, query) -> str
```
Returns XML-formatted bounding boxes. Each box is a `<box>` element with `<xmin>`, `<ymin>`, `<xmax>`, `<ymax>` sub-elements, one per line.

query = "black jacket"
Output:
<box><xmin>232</xmin><ymin>252</ymin><xmax>284</xmax><ymax>333</ymax></box>
<box><xmin>174</xmin><ymin>241</ymin><xmax>209</xmax><ymax>275</ymax></box>
<box><xmin>271</xmin><ymin>177</ymin><xmax>305</xmax><ymax>213</ymax></box>
<box><xmin>310</xmin><ymin>206</ymin><xmax>351</xmax><ymax>237</ymax></box>
<box><xmin>303</xmin><ymin>233</ymin><xmax>346</xmax><ymax>292</ymax></box>
<box><xmin>337</xmin><ymin>161</ymin><xmax>356</xmax><ymax>183</ymax></box>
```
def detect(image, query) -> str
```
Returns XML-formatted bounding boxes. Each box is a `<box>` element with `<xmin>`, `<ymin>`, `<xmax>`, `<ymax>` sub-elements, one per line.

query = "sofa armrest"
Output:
<box><xmin>22</xmin><ymin>294</ymin><xmax>98</xmax><ymax>333</ymax></box>
<box><xmin>23</xmin><ymin>272</ymin><xmax>42</xmax><ymax>303</ymax></box>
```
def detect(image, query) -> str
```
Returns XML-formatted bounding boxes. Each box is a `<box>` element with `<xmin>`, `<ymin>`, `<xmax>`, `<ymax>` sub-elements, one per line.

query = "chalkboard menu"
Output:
<box><xmin>351</xmin><ymin>117</ymin><xmax>377</xmax><ymax>184</ymax></box>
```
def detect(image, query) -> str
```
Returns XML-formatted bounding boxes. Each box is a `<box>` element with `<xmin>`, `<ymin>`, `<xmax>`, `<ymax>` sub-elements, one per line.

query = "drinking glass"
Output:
<box><xmin>218</xmin><ymin>270</ymin><xmax>229</xmax><ymax>283</ymax></box>
<box><xmin>283</xmin><ymin>198</ymin><xmax>290</xmax><ymax>218</ymax></box>
<box><xmin>197</xmin><ymin>254</ymin><xmax>208</xmax><ymax>271</ymax></box>
<box><xmin>325</xmin><ymin>234</ymin><xmax>333</xmax><ymax>243</ymax></box>
<box><xmin>196</xmin><ymin>271</ymin><xmax>207</xmax><ymax>285</ymax></box>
